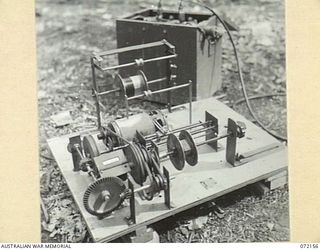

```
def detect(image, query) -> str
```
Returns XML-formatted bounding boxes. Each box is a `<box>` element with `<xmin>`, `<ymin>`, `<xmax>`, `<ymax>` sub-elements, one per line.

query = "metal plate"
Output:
<box><xmin>179</xmin><ymin>130</ymin><xmax>198</xmax><ymax>166</ymax></box>
<box><xmin>205</xmin><ymin>111</ymin><xmax>218</xmax><ymax>151</ymax></box>
<box><xmin>68</xmin><ymin>135</ymin><xmax>82</xmax><ymax>171</ymax></box>
<box><xmin>167</xmin><ymin>133</ymin><xmax>185</xmax><ymax>170</ymax></box>
<box><xmin>226</xmin><ymin>118</ymin><xmax>237</xmax><ymax>166</ymax></box>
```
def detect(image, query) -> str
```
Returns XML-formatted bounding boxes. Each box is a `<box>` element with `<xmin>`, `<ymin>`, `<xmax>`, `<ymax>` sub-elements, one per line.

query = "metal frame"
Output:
<box><xmin>90</xmin><ymin>40</ymin><xmax>193</xmax><ymax>128</ymax></box>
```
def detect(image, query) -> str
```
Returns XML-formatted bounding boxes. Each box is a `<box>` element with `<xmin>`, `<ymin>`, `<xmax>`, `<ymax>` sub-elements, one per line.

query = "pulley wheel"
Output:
<box><xmin>179</xmin><ymin>130</ymin><xmax>198</xmax><ymax>166</ymax></box>
<box><xmin>83</xmin><ymin>135</ymin><xmax>100</xmax><ymax>158</ymax></box>
<box><xmin>107</xmin><ymin>122</ymin><xmax>122</xmax><ymax>148</ymax></box>
<box><xmin>83</xmin><ymin>177</ymin><xmax>126</xmax><ymax>217</ymax></box>
<box><xmin>167</xmin><ymin>134</ymin><xmax>185</xmax><ymax>170</ymax></box>
<box><xmin>82</xmin><ymin>135</ymin><xmax>100</xmax><ymax>176</ymax></box>
<box><xmin>137</xmin><ymin>70</ymin><xmax>148</xmax><ymax>92</ymax></box>
<box><xmin>124</xmin><ymin>143</ymin><xmax>146</xmax><ymax>185</ymax></box>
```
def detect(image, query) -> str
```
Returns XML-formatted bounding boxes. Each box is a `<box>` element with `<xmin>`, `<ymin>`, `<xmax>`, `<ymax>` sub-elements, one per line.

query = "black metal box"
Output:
<box><xmin>116</xmin><ymin>9</ymin><xmax>223</xmax><ymax>105</ymax></box>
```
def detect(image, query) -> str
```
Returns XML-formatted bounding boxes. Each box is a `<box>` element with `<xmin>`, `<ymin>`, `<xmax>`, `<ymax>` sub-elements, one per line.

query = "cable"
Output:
<box><xmin>232</xmin><ymin>93</ymin><xmax>286</xmax><ymax>108</ymax></box>
<box><xmin>183</xmin><ymin>0</ymin><xmax>287</xmax><ymax>141</ymax></box>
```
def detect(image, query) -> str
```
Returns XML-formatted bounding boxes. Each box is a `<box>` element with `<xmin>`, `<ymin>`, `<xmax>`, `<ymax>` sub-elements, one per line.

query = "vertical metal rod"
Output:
<box><xmin>167</xmin><ymin>59</ymin><xmax>172</xmax><ymax>113</ymax></box>
<box><xmin>128</xmin><ymin>176</ymin><xmax>136</xmax><ymax>225</ymax></box>
<box><xmin>91</xmin><ymin>58</ymin><xmax>101</xmax><ymax>128</ymax></box>
<box><xmin>189</xmin><ymin>81</ymin><xmax>192</xmax><ymax>124</ymax></box>
<box><xmin>163</xmin><ymin>167</ymin><xmax>171</xmax><ymax>209</ymax></box>
<box><xmin>124</xmin><ymin>95</ymin><xmax>129</xmax><ymax>119</ymax></box>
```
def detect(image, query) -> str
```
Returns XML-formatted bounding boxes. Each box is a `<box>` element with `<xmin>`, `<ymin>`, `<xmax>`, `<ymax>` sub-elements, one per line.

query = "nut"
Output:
<box><xmin>236</xmin><ymin>121</ymin><xmax>246</xmax><ymax>138</ymax></box>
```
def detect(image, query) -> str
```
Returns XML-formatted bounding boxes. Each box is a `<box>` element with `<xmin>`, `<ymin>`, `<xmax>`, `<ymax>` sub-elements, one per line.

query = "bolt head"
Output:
<box><xmin>236</xmin><ymin>121</ymin><xmax>246</xmax><ymax>138</ymax></box>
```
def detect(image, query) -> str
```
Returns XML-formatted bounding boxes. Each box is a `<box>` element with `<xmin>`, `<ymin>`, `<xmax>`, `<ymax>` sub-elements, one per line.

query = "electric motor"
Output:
<box><xmin>104</xmin><ymin>110</ymin><xmax>167</xmax><ymax>147</ymax></box>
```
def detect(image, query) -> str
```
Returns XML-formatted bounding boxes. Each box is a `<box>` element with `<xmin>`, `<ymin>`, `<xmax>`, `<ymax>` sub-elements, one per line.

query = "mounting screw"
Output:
<box><xmin>236</xmin><ymin>121</ymin><xmax>246</xmax><ymax>138</ymax></box>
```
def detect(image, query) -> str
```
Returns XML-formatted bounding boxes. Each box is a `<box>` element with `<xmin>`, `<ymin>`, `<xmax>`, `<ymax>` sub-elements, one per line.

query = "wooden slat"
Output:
<box><xmin>267</xmin><ymin>170</ymin><xmax>288</xmax><ymax>182</ymax></box>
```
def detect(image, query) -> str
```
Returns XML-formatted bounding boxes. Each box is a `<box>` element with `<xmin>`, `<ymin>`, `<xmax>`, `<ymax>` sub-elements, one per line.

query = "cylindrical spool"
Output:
<box><xmin>179</xmin><ymin>130</ymin><xmax>198</xmax><ymax>166</ymax></box>
<box><xmin>115</xmin><ymin>70</ymin><xmax>148</xmax><ymax>98</ymax></box>
<box><xmin>167</xmin><ymin>134</ymin><xmax>185</xmax><ymax>170</ymax></box>
<box><xmin>107</xmin><ymin>111</ymin><xmax>167</xmax><ymax>147</ymax></box>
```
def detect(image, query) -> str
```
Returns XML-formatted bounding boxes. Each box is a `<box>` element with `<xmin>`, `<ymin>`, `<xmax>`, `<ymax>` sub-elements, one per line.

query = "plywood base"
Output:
<box><xmin>47</xmin><ymin>98</ymin><xmax>288</xmax><ymax>242</ymax></box>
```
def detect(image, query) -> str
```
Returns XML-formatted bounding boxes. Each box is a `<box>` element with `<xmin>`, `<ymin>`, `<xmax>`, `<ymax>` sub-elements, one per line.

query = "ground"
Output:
<box><xmin>36</xmin><ymin>0</ymin><xmax>288</xmax><ymax>243</ymax></box>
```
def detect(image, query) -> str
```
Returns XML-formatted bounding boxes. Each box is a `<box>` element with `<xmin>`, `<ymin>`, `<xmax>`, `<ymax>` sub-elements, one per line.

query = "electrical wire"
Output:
<box><xmin>182</xmin><ymin>0</ymin><xmax>287</xmax><ymax>141</ymax></box>
<box><xmin>232</xmin><ymin>93</ymin><xmax>286</xmax><ymax>108</ymax></box>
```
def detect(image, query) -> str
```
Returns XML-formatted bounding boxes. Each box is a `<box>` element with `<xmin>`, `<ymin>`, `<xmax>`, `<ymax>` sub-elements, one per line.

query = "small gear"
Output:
<box><xmin>83</xmin><ymin>176</ymin><xmax>126</xmax><ymax>217</ymax></box>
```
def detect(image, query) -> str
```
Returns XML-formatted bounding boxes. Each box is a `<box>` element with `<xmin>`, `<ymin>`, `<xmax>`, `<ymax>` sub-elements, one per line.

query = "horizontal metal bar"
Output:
<box><xmin>190</xmin><ymin>125</ymin><xmax>216</xmax><ymax>135</ymax></box>
<box><xmin>134</xmin><ymin>184</ymin><xmax>151</xmax><ymax>193</ymax></box>
<box><xmin>99</xmin><ymin>54</ymin><xmax>177</xmax><ymax>71</ymax></box>
<box><xmin>127</xmin><ymin>82</ymin><xmax>190</xmax><ymax>101</ymax></box>
<box><xmin>159</xmin><ymin>151</ymin><xmax>174</xmax><ymax>159</ymax></box>
<box><xmin>93</xmin><ymin>40</ymin><xmax>169</xmax><ymax>57</ymax></box>
<box><xmin>144</xmin><ymin>121</ymin><xmax>210</xmax><ymax>140</ymax></box>
<box><xmin>150</xmin><ymin>82</ymin><xmax>191</xmax><ymax>95</ymax></box>
<box><xmin>196</xmin><ymin>133</ymin><xmax>231</xmax><ymax>147</ymax></box>
<box><xmin>147</xmin><ymin>77</ymin><xmax>167</xmax><ymax>85</ymax></box>
<box><xmin>95</xmin><ymin>88</ymin><xmax>120</xmax><ymax>97</ymax></box>
<box><xmin>239</xmin><ymin>143</ymin><xmax>280</xmax><ymax>159</ymax></box>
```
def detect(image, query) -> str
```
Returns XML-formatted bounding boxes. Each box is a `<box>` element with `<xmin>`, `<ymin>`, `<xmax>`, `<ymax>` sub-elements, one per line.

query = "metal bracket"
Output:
<box><xmin>126</xmin><ymin>174</ymin><xmax>136</xmax><ymax>225</ymax></box>
<box><xmin>135</xmin><ymin>130</ymin><xmax>147</xmax><ymax>146</ymax></box>
<box><xmin>226</xmin><ymin>118</ymin><xmax>238</xmax><ymax>166</ymax></box>
<box><xmin>163</xmin><ymin>167</ymin><xmax>171</xmax><ymax>209</ymax></box>
<box><xmin>205</xmin><ymin>111</ymin><xmax>219</xmax><ymax>151</ymax></box>
<box><xmin>68</xmin><ymin>135</ymin><xmax>82</xmax><ymax>172</ymax></box>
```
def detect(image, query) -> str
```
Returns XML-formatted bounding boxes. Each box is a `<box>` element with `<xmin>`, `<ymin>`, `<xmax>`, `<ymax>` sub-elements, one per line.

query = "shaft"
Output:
<box><xmin>102</xmin><ymin>54</ymin><xmax>177</xmax><ymax>71</ymax></box>
<box><xmin>151</xmin><ymin>124</ymin><xmax>216</xmax><ymax>146</ymax></box>
<box><xmin>144</xmin><ymin>121</ymin><xmax>212</xmax><ymax>140</ymax></box>
<box><xmin>196</xmin><ymin>132</ymin><xmax>230</xmax><ymax>147</ymax></box>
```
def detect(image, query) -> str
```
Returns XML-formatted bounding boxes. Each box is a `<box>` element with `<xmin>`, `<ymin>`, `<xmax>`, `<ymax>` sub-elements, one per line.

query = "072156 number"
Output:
<box><xmin>300</xmin><ymin>244</ymin><xmax>319</xmax><ymax>249</ymax></box>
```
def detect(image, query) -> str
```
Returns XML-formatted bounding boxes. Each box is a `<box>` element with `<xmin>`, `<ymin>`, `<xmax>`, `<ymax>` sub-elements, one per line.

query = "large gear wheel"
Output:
<box><xmin>83</xmin><ymin>176</ymin><xmax>126</xmax><ymax>217</ymax></box>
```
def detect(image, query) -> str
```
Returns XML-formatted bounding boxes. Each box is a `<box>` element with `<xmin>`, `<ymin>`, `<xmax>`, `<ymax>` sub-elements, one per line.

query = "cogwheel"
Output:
<box><xmin>83</xmin><ymin>176</ymin><xmax>126</xmax><ymax>217</ymax></box>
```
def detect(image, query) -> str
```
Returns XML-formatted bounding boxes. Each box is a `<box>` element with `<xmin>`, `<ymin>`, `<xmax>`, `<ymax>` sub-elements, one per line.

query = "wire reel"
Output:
<box><xmin>166</xmin><ymin>130</ymin><xmax>198</xmax><ymax>170</ymax></box>
<box><xmin>115</xmin><ymin>70</ymin><xmax>149</xmax><ymax>98</ymax></box>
